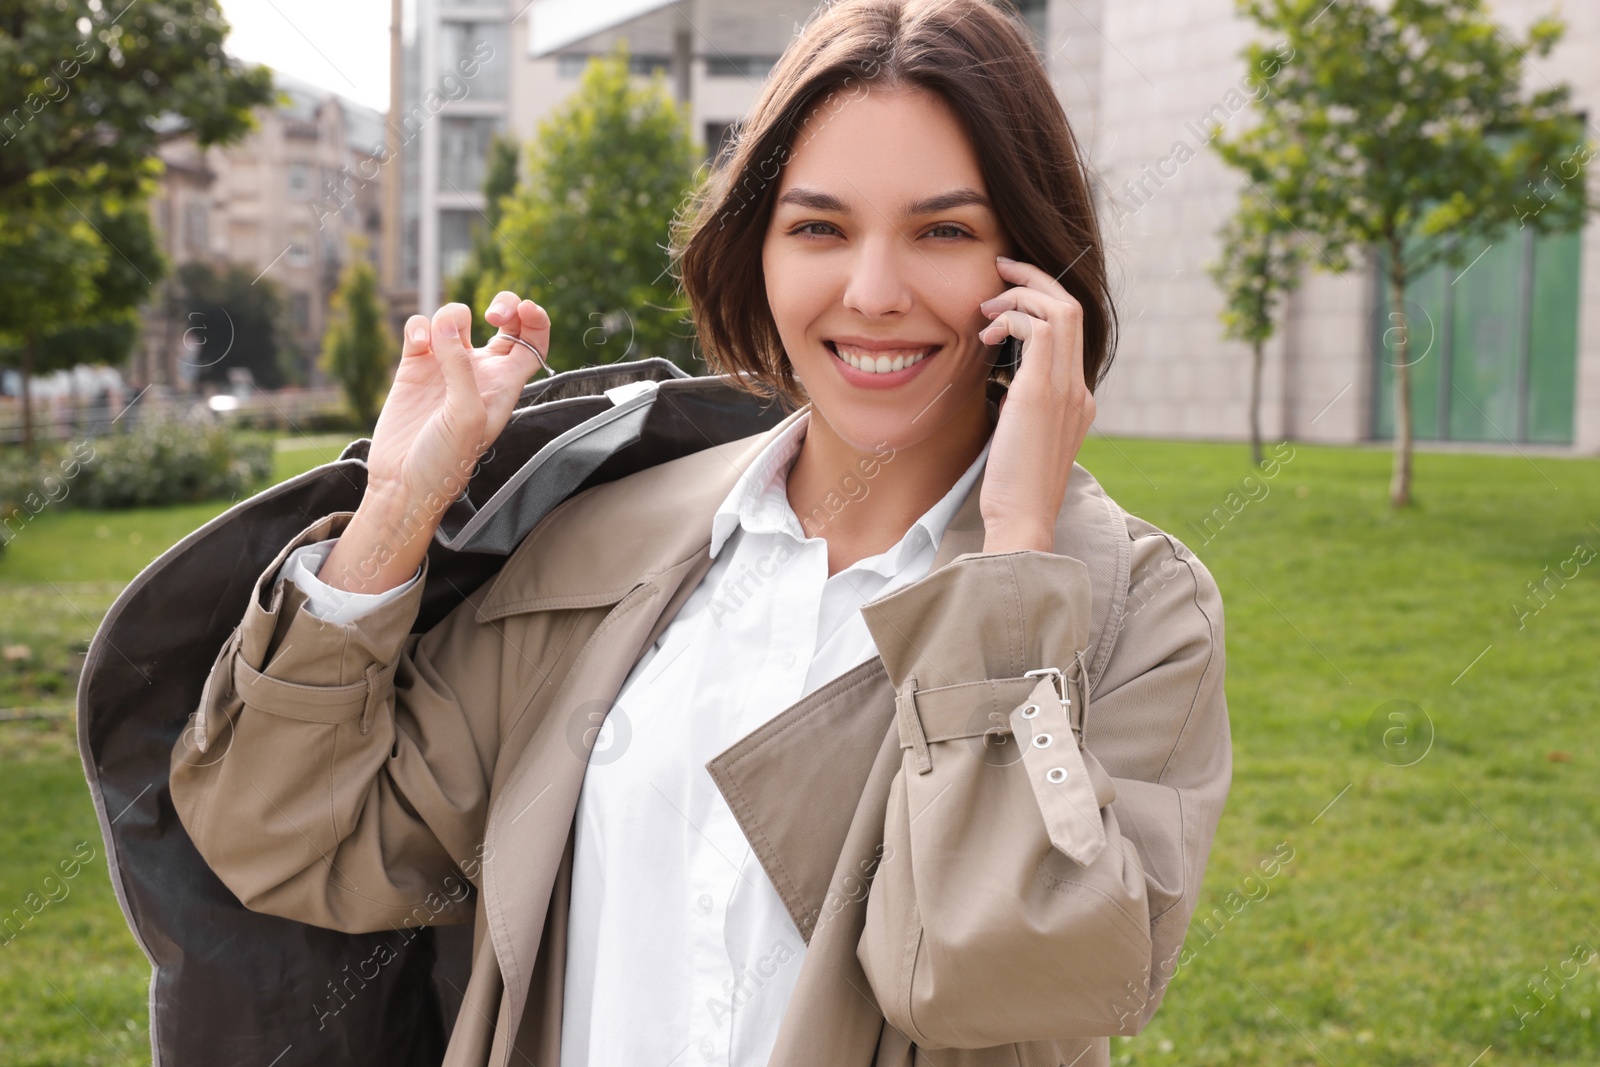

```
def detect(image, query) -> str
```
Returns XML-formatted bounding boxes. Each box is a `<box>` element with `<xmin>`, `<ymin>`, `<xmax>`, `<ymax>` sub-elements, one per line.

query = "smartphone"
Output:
<box><xmin>994</xmin><ymin>334</ymin><xmax>1022</xmax><ymax>374</ymax></box>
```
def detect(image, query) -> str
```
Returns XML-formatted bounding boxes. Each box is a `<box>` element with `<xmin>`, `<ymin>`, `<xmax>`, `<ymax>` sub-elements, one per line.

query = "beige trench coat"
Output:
<box><xmin>170</xmin><ymin>401</ymin><xmax>1232</xmax><ymax>1067</ymax></box>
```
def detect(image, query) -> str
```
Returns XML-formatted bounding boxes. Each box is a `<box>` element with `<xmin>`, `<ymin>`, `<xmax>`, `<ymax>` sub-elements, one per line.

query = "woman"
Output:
<box><xmin>169</xmin><ymin>1</ymin><xmax>1232</xmax><ymax>1065</ymax></box>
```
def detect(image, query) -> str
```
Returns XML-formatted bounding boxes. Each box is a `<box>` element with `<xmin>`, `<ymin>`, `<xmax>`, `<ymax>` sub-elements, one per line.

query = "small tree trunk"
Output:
<box><xmin>1388</xmin><ymin>259</ymin><xmax>1413</xmax><ymax>508</ymax></box>
<box><xmin>1249</xmin><ymin>338</ymin><xmax>1265</xmax><ymax>468</ymax></box>
<box><xmin>20</xmin><ymin>335</ymin><xmax>36</xmax><ymax>452</ymax></box>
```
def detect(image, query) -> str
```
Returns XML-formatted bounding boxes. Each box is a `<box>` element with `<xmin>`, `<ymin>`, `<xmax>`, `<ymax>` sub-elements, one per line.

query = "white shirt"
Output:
<box><xmin>277</xmin><ymin>411</ymin><xmax>991</xmax><ymax>1065</ymax></box>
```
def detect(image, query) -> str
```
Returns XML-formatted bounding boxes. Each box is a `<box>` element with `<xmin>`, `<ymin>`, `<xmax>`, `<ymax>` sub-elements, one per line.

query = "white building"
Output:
<box><xmin>390</xmin><ymin>0</ymin><xmax>1598</xmax><ymax>451</ymax></box>
<box><xmin>146</xmin><ymin>72</ymin><xmax>387</xmax><ymax>390</ymax></box>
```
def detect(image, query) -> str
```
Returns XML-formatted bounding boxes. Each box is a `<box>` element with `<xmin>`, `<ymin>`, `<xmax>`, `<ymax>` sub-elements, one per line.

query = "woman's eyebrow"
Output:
<box><xmin>775</xmin><ymin>186</ymin><xmax>991</xmax><ymax>216</ymax></box>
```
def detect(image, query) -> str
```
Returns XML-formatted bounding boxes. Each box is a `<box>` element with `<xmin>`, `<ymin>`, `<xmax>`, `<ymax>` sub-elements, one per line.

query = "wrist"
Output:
<box><xmin>318</xmin><ymin>498</ymin><xmax>433</xmax><ymax>595</ymax></box>
<box><xmin>982</xmin><ymin>517</ymin><xmax>1055</xmax><ymax>554</ymax></box>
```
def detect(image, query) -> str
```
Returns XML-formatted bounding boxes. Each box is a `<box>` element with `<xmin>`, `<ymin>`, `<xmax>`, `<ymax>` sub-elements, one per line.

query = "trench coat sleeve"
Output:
<box><xmin>855</xmin><ymin>532</ymin><xmax>1230</xmax><ymax>1048</ymax></box>
<box><xmin>168</xmin><ymin>511</ymin><xmax>530</xmax><ymax>935</ymax></box>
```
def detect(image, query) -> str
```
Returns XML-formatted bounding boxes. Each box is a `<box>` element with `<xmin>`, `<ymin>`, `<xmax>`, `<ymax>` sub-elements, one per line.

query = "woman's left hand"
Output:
<box><xmin>975</xmin><ymin>255</ymin><xmax>1097</xmax><ymax>554</ymax></box>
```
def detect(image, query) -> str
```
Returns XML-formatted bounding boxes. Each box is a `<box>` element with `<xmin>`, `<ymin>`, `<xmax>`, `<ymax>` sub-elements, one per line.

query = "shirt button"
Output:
<box><xmin>700</xmin><ymin>1038</ymin><xmax>716</xmax><ymax>1059</ymax></box>
<box><xmin>778</xmin><ymin>650</ymin><xmax>797</xmax><ymax>669</ymax></box>
<box><xmin>697</xmin><ymin>893</ymin><xmax>713</xmax><ymax>914</ymax></box>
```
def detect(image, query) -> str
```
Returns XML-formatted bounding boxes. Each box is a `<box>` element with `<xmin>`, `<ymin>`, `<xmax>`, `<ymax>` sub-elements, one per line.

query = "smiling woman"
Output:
<box><xmin>160</xmin><ymin>2</ymin><xmax>1230</xmax><ymax>1066</ymax></box>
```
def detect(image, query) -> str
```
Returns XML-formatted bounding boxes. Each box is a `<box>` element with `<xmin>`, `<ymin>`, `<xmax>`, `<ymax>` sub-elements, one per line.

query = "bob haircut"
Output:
<box><xmin>671</xmin><ymin>0</ymin><xmax>1117</xmax><ymax>407</ymax></box>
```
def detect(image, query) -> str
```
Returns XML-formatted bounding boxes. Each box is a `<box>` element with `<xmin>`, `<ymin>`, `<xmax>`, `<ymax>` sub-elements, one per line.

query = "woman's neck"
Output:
<box><xmin>786</xmin><ymin>391</ymin><xmax>994</xmax><ymax>577</ymax></box>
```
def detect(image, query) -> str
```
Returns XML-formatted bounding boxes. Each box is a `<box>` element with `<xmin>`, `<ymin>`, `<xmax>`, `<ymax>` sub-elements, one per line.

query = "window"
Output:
<box><xmin>439</xmin><ymin>115</ymin><xmax>505</xmax><ymax>194</ymax></box>
<box><xmin>288</xmin><ymin>162</ymin><xmax>311</xmax><ymax>200</ymax></box>
<box><xmin>401</xmin><ymin>216</ymin><xmax>420</xmax><ymax>289</ymax></box>
<box><xmin>1371</xmin><ymin>223</ymin><xmax>1582</xmax><ymax>445</ymax></box>
<box><xmin>184</xmin><ymin>202</ymin><xmax>208</xmax><ymax>253</ymax></box>
<box><xmin>705</xmin><ymin>55</ymin><xmax>777</xmax><ymax>79</ymax></box>
<box><xmin>287</xmin><ymin>227</ymin><xmax>313</xmax><ymax>266</ymax></box>
<box><xmin>1015</xmin><ymin>0</ymin><xmax>1047</xmax><ymax>53</ymax></box>
<box><xmin>705</xmin><ymin>121</ymin><xmax>737</xmax><ymax>165</ymax></box>
<box><xmin>440</xmin><ymin>209</ymin><xmax>475</xmax><ymax>281</ymax></box>
<box><xmin>439</xmin><ymin>20</ymin><xmax>508</xmax><ymax>100</ymax></box>
<box><xmin>628</xmin><ymin>54</ymin><xmax>671</xmax><ymax>77</ymax></box>
<box><xmin>289</xmin><ymin>291</ymin><xmax>310</xmax><ymax>335</ymax></box>
<box><xmin>558</xmin><ymin>53</ymin><xmax>671</xmax><ymax>78</ymax></box>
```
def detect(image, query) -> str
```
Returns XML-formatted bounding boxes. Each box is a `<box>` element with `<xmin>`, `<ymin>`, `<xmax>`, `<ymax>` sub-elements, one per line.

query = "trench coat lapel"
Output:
<box><xmin>476</xmin><ymin>404</ymin><xmax>816</xmax><ymax>1040</ymax></box>
<box><xmin>701</xmin><ymin>460</ymin><xmax>989</xmax><ymax>945</ymax></box>
<box><xmin>701</xmin><ymin>456</ymin><xmax>1132</xmax><ymax>956</ymax></box>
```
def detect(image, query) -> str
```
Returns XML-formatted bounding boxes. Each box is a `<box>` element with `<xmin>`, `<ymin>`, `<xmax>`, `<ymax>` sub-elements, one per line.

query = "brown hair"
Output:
<box><xmin>670</xmin><ymin>0</ymin><xmax>1117</xmax><ymax>406</ymax></box>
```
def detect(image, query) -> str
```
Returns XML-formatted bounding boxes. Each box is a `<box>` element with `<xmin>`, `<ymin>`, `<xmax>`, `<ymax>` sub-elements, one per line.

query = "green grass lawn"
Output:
<box><xmin>0</xmin><ymin>438</ymin><xmax>347</xmax><ymax>1067</ymax></box>
<box><xmin>1</xmin><ymin>433</ymin><xmax>1596</xmax><ymax>1066</ymax></box>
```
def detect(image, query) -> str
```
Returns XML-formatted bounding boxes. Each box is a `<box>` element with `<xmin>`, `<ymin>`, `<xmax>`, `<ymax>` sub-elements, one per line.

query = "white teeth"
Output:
<box><xmin>832</xmin><ymin>342</ymin><xmax>932</xmax><ymax>375</ymax></box>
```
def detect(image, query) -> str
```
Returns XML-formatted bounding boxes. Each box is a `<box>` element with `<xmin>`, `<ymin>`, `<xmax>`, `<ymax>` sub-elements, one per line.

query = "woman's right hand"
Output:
<box><xmin>366</xmin><ymin>292</ymin><xmax>551</xmax><ymax>515</ymax></box>
<box><xmin>316</xmin><ymin>293</ymin><xmax>549</xmax><ymax>595</ymax></box>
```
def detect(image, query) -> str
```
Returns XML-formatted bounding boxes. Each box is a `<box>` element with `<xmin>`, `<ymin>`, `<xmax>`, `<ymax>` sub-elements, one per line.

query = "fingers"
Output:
<box><xmin>994</xmin><ymin>255</ymin><xmax>1074</xmax><ymax>299</ymax></box>
<box><xmin>979</xmin><ymin>308</ymin><xmax>1034</xmax><ymax>348</ymax></box>
<box><xmin>480</xmin><ymin>290</ymin><xmax>552</xmax><ymax>377</ymax></box>
<box><xmin>980</xmin><ymin>284</ymin><xmax>1081</xmax><ymax>327</ymax></box>
<box><xmin>980</xmin><ymin>280</ymin><xmax>1085</xmax><ymax>390</ymax></box>
<box><xmin>483</xmin><ymin>290</ymin><xmax>520</xmax><ymax>332</ymax></box>
<box><xmin>431</xmin><ymin>303</ymin><xmax>486</xmax><ymax>436</ymax></box>
<box><xmin>401</xmin><ymin>315</ymin><xmax>432</xmax><ymax>359</ymax></box>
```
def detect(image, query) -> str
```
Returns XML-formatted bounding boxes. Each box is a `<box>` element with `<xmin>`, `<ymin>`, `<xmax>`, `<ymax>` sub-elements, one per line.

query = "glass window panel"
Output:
<box><xmin>706</xmin><ymin>55</ymin><xmax>776</xmax><ymax>78</ymax></box>
<box><xmin>439</xmin><ymin>20</ymin><xmax>508</xmax><ymax>101</ymax></box>
<box><xmin>1015</xmin><ymin>0</ymin><xmax>1047</xmax><ymax>52</ymax></box>
<box><xmin>440</xmin><ymin>209</ymin><xmax>474</xmax><ymax>281</ymax></box>
<box><xmin>1371</xmin><ymin>239</ymin><xmax>1447</xmax><ymax>441</ymax></box>
<box><xmin>439</xmin><ymin>115</ymin><xmax>504</xmax><ymax>194</ymax></box>
<box><xmin>1447</xmin><ymin>225</ymin><xmax>1522</xmax><ymax>442</ymax></box>
<box><xmin>1526</xmin><ymin>228</ymin><xmax>1581</xmax><ymax>444</ymax></box>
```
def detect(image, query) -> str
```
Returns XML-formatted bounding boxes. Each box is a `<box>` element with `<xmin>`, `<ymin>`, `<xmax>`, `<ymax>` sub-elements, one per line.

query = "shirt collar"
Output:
<box><xmin>710</xmin><ymin>410</ymin><xmax>811</xmax><ymax>557</ymax></box>
<box><xmin>709</xmin><ymin>409</ymin><xmax>992</xmax><ymax>576</ymax></box>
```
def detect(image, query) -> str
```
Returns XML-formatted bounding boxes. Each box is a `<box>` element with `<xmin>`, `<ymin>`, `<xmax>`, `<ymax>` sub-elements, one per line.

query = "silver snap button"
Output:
<box><xmin>1020</xmin><ymin>702</ymin><xmax>1039</xmax><ymax>719</ymax></box>
<box><xmin>1047</xmin><ymin>766</ymin><xmax>1068</xmax><ymax>783</ymax></box>
<box><xmin>1033</xmin><ymin>733</ymin><xmax>1053</xmax><ymax>749</ymax></box>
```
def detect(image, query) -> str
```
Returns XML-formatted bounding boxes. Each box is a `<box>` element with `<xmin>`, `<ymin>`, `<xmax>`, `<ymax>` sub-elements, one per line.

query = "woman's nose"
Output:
<box><xmin>840</xmin><ymin>235</ymin><xmax>915</xmax><ymax>317</ymax></box>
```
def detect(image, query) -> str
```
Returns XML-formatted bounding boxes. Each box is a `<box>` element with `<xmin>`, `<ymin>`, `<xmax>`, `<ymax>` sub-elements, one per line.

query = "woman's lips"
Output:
<box><xmin>826</xmin><ymin>341</ymin><xmax>939</xmax><ymax>389</ymax></box>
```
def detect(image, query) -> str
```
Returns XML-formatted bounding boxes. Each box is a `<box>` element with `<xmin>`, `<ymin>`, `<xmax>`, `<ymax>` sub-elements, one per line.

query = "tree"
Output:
<box><xmin>1214</xmin><ymin>0</ymin><xmax>1593</xmax><ymax>507</ymax></box>
<box><xmin>485</xmin><ymin>42</ymin><xmax>703</xmax><ymax>372</ymax></box>
<box><xmin>0</xmin><ymin>0</ymin><xmax>271</xmax><ymax>445</ymax></box>
<box><xmin>0</xmin><ymin>206</ymin><xmax>105</xmax><ymax>450</ymax></box>
<box><xmin>168</xmin><ymin>261</ymin><xmax>289</xmax><ymax>390</ymax></box>
<box><xmin>448</xmin><ymin>135</ymin><xmax>520</xmax><ymax>348</ymax></box>
<box><xmin>33</xmin><ymin>185</ymin><xmax>166</xmax><ymax>367</ymax></box>
<box><xmin>0</xmin><ymin>184</ymin><xmax>166</xmax><ymax>448</ymax></box>
<box><xmin>0</xmin><ymin>0</ymin><xmax>274</xmax><ymax>212</ymax></box>
<box><xmin>1207</xmin><ymin>188</ymin><xmax>1307</xmax><ymax>467</ymax></box>
<box><xmin>321</xmin><ymin>241</ymin><xmax>393</xmax><ymax>430</ymax></box>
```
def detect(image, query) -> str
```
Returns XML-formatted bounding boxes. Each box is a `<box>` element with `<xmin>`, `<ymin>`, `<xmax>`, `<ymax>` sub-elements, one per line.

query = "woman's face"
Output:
<box><xmin>761</xmin><ymin>84</ymin><xmax>1013</xmax><ymax>453</ymax></box>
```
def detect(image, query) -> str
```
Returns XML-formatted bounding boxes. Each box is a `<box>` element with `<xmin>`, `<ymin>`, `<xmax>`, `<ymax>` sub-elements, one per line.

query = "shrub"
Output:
<box><xmin>76</xmin><ymin>414</ymin><xmax>274</xmax><ymax>509</ymax></box>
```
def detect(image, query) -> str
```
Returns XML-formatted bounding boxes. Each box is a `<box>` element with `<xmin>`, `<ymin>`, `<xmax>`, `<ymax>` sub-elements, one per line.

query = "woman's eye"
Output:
<box><xmin>792</xmin><ymin>221</ymin><xmax>839</xmax><ymax>238</ymax></box>
<box><xmin>789</xmin><ymin>221</ymin><xmax>973</xmax><ymax>241</ymax></box>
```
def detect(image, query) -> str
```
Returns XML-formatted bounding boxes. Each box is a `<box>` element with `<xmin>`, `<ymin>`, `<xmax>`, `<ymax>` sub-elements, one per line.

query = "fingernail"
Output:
<box><xmin>411</xmin><ymin>327</ymin><xmax>428</xmax><ymax>344</ymax></box>
<box><xmin>996</xmin><ymin>255</ymin><xmax>1015</xmax><ymax>264</ymax></box>
<box><xmin>489</xmin><ymin>299</ymin><xmax>509</xmax><ymax>317</ymax></box>
<box><xmin>438</xmin><ymin>319</ymin><xmax>459</xmax><ymax>339</ymax></box>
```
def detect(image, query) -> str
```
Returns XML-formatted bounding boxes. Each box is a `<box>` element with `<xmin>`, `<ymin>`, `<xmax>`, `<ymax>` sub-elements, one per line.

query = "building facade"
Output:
<box><xmin>392</xmin><ymin>0</ymin><xmax>1598</xmax><ymax>452</ymax></box>
<box><xmin>140</xmin><ymin>73</ymin><xmax>387</xmax><ymax>392</ymax></box>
